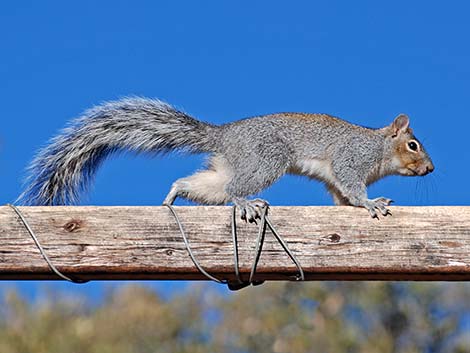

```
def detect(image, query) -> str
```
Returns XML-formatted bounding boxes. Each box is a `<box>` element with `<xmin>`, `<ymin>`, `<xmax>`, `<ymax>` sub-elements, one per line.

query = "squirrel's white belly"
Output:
<box><xmin>292</xmin><ymin>158</ymin><xmax>335</xmax><ymax>184</ymax></box>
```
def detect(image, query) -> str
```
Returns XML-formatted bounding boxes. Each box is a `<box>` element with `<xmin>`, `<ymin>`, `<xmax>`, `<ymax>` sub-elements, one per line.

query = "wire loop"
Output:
<box><xmin>7</xmin><ymin>204</ymin><xmax>88</xmax><ymax>283</ymax></box>
<box><xmin>165</xmin><ymin>204</ymin><xmax>227</xmax><ymax>284</ymax></box>
<box><xmin>166</xmin><ymin>203</ymin><xmax>304</xmax><ymax>290</ymax></box>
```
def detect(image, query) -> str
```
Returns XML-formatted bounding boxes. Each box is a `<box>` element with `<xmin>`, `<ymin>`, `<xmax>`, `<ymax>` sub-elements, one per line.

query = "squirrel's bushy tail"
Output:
<box><xmin>18</xmin><ymin>97</ymin><xmax>217</xmax><ymax>205</ymax></box>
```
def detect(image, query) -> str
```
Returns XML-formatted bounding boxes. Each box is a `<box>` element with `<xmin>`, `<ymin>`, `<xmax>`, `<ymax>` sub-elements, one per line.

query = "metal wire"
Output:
<box><xmin>265</xmin><ymin>216</ymin><xmax>305</xmax><ymax>281</ymax></box>
<box><xmin>247</xmin><ymin>206</ymin><xmax>305</xmax><ymax>283</ymax></box>
<box><xmin>249</xmin><ymin>206</ymin><xmax>268</xmax><ymax>283</ymax></box>
<box><xmin>230</xmin><ymin>206</ymin><xmax>245</xmax><ymax>285</ymax></box>
<box><xmin>7</xmin><ymin>204</ymin><xmax>88</xmax><ymax>283</ymax></box>
<box><xmin>165</xmin><ymin>204</ymin><xmax>226</xmax><ymax>284</ymax></box>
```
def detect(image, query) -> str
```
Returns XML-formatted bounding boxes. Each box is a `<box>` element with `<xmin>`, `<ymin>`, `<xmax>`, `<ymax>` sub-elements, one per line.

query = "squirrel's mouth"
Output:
<box><xmin>402</xmin><ymin>168</ymin><xmax>424</xmax><ymax>177</ymax></box>
<box><xmin>406</xmin><ymin>164</ymin><xmax>434</xmax><ymax>176</ymax></box>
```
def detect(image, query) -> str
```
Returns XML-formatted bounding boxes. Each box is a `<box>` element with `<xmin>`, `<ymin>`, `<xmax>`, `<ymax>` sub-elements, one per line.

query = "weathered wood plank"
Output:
<box><xmin>1</xmin><ymin>206</ymin><xmax>469</xmax><ymax>281</ymax></box>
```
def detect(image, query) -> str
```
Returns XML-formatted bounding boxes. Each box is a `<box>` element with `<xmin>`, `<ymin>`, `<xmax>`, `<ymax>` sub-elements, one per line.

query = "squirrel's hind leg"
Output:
<box><xmin>224</xmin><ymin>152</ymin><xmax>288</xmax><ymax>222</ymax></box>
<box><xmin>162</xmin><ymin>155</ymin><xmax>232</xmax><ymax>206</ymax></box>
<box><xmin>161</xmin><ymin>165</ymin><xmax>271</xmax><ymax>223</ymax></box>
<box><xmin>232</xmin><ymin>198</ymin><xmax>269</xmax><ymax>223</ymax></box>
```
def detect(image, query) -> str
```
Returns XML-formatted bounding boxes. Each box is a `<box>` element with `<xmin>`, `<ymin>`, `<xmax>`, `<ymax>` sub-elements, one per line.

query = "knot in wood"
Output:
<box><xmin>77</xmin><ymin>244</ymin><xmax>87</xmax><ymax>252</ymax></box>
<box><xmin>318</xmin><ymin>233</ymin><xmax>342</xmax><ymax>245</ymax></box>
<box><xmin>63</xmin><ymin>219</ymin><xmax>83</xmax><ymax>232</ymax></box>
<box><xmin>327</xmin><ymin>233</ymin><xmax>341</xmax><ymax>243</ymax></box>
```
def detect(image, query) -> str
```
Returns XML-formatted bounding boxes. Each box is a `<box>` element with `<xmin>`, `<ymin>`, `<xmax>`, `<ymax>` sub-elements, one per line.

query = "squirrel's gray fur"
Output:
<box><xmin>19</xmin><ymin>97</ymin><xmax>434</xmax><ymax>220</ymax></box>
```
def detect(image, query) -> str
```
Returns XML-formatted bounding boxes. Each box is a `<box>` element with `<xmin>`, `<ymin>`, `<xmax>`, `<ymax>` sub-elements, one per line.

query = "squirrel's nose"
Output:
<box><xmin>426</xmin><ymin>163</ymin><xmax>434</xmax><ymax>174</ymax></box>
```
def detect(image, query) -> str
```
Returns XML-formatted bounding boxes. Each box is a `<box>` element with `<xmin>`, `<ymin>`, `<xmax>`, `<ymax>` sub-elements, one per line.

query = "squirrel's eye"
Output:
<box><xmin>408</xmin><ymin>141</ymin><xmax>418</xmax><ymax>151</ymax></box>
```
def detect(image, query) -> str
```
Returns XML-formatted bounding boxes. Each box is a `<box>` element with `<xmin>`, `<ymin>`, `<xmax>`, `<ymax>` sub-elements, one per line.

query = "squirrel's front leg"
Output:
<box><xmin>361</xmin><ymin>197</ymin><xmax>393</xmax><ymax>218</ymax></box>
<box><xmin>330</xmin><ymin>167</ymin><xmax>393</xmax><ymax>218</ymax></box>
<box><xmin>345</xmin><ymin>189</ymin><xmax>392</xmax><ymax>219</ymax></box>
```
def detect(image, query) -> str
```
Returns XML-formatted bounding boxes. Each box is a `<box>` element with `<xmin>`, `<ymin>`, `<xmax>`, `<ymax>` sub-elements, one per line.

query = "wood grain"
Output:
<box><xmin>1</xmin><ymin>206</ymin><xmax>470</xmax><ymax>281</ymax></box>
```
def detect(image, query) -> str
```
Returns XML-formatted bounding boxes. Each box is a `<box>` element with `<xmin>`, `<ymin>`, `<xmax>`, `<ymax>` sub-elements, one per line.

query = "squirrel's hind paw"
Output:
<box><xmin>234</xmin><ymin>198</ymin><xmax>269</xmax><ymax>223</ymax></box>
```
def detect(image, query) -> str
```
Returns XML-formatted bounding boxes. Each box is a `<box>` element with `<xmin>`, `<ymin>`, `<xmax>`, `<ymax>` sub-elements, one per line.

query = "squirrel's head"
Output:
<box><xmin>384</xmin><ymin>114</ymin><xmax>434</xmax><ymax>177</ymax></box>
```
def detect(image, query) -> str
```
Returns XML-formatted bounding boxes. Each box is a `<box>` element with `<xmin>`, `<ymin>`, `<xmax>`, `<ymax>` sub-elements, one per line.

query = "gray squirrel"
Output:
<box><xmin>19</xmin><ymin>97</ymin><xmax>434</xmax><ymax>219</ymax></box>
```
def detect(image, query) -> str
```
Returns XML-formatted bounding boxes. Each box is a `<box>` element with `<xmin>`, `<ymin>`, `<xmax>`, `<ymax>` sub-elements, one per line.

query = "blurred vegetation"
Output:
<box><xmin>1</xmin><ymin>282</ymin><xmax>470</xmax><ymax>353</ymax></box>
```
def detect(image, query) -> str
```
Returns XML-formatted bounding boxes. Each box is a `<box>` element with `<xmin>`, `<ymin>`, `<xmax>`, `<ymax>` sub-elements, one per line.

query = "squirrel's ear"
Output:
<box><xmin>390</xmin><ymin>114</ymin><xmax>409</xmax><ymax>137</ymax></box>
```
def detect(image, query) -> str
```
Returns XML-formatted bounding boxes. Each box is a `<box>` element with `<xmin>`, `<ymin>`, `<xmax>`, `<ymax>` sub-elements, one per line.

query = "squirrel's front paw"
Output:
<box><xmin>234</xmin><ymin>198</ymin><xmax>269</xmax><ymax>223</ymax></box>
<box><xmin>364</xmin><ymin>197</ymin><xmax>393</xmax><ymax>219</ymax></box>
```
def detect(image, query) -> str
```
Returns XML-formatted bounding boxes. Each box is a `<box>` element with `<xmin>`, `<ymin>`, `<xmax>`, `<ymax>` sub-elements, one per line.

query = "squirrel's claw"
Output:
<box><xmin>233</xmin><ymin>198</ymin><xmax>269</xmax><ymax>222</ymax></box>
<box><xmin>368</xmin><ymin>208</ymin><xmax>379</xmax><ymax>219</ymax></box>
<box><xmin>365</xmin><ymin>197</ymin><xmax>393</xmax><ymax>219</ymax></box>
<box><xmin>373</xmin><ymin>197</ymin><xmax>394</xmax><ymax>206</ymax></box>
<box><xmin>240</xmin><ymin>208</ymin><xmax>247</xmax><ymax>221</ymax></box>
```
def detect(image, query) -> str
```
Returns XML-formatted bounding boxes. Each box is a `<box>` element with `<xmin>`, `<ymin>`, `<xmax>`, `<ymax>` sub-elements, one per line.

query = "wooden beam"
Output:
<box><xmin>1</xmin><ymin>206</ymin><xmax>470</xmax><ymax>281</ymax></box>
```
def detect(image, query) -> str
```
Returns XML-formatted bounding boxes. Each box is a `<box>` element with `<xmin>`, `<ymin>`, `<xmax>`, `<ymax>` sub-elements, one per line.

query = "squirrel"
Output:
<box><xmin>18</xmin><ymin>97</ymin><xmax>434</xmax><ymax>220</ymax></box>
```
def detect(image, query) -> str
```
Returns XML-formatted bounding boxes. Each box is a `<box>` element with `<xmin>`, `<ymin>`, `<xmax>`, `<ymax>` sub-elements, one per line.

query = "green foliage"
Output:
<box><xmin>1</xmin><ymin>282</ymin><xmax>470</xmax><ymax>352</ymax></box>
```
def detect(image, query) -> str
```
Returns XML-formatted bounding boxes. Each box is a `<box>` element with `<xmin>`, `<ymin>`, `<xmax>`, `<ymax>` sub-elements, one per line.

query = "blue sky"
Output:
<box><xmin>1</xmin><ymin>1</ymin><xmax>469</xmax><ymax>297</ymax></box>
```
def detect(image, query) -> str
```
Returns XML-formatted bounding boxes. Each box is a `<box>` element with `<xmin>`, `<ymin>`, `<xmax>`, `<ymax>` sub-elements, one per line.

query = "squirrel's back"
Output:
<box><xmin>217</xmin><ymin>112</ymin><xmax>382</xmax><ymax>161</ymax></box>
